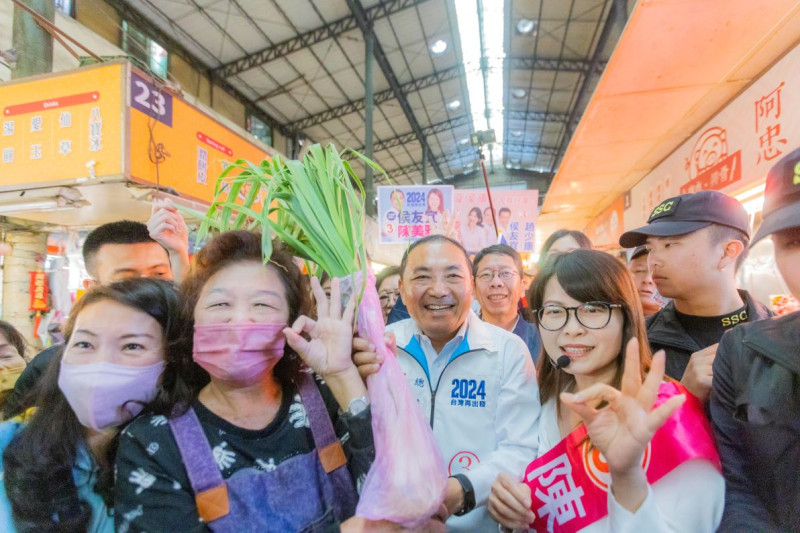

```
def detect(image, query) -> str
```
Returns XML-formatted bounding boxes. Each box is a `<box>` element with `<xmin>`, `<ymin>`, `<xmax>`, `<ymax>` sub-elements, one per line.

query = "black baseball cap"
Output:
<box><xmin>619</xmin><ymin>190</ymin><xmax>749</xmax><ymax>248</ymax></box>
<box><xmin>627</xmin><ymin>245</ymin><xmax>649</xmax><ymax>262</ymax></box>
<box><xmin>752</xmin><ymin>146</ymin><xmax>800</xmax><ymax>244</ymax></box>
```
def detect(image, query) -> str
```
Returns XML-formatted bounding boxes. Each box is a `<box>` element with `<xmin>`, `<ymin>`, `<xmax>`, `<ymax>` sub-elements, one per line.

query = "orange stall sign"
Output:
<box><xmin>128</xmin><ymin>68</ymin><xmax>271</xmax><ymax>204</ymax></box>
<box><xmin>0</xmin><ymin>63</ymin><xmax>125</xmax><ymax>187</ymax></box>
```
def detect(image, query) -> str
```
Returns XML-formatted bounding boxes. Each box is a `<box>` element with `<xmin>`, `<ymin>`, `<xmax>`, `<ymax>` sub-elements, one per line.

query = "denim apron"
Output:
<box><xmin>168</xmin><ymin>374</ymin><xmax>358</xmax><ymax>532</ymax></box>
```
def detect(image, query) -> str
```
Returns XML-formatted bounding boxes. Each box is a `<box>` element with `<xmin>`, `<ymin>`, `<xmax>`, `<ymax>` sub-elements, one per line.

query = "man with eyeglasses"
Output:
<box><xmin>472</xmin><ymin>245</ymin><xmax>541</xmax><ymax>362</ymax></box>
<box><xmin>353</xmin><ymin>235</ymin><xmax>539</xmax><ymax>531</ymax></box>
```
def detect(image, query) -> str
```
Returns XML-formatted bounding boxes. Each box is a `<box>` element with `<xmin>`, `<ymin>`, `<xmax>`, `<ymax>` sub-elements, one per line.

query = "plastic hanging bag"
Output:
<box><xmin>338</xmin><ymin>270</ymin><xmax>448</xmax><ymax>527</ymax></box>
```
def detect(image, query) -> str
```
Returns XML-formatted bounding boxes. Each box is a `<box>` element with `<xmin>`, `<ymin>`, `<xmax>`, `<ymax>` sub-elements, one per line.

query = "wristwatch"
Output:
<box><xmin>346</xmin><ymin>395</ymin><xmax>370</xmax><ymax>416</ymax></box>
<box><xmin>451</xmin><ymin>474</ymin><xmax>476</xmax><ymax>516</ymax></box>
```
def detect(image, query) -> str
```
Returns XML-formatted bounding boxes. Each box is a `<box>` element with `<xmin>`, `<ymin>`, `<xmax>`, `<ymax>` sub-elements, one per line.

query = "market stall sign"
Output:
<box><xmin>0</xmin><ymin>63</ymin><xmax>125</xmax><ymax>186</ymax></box>
<box><xmin>128</xmin><ymin>68</ymin><xmax>271</xmax><ymax>204</ymax></box>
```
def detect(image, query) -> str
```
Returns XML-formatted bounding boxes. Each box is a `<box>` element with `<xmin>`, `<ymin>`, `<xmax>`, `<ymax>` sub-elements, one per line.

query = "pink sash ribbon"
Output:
<box><xmin>523</xmin><ymin>382</ymin><xmax>720</xmax><ymax>533</ymax></box>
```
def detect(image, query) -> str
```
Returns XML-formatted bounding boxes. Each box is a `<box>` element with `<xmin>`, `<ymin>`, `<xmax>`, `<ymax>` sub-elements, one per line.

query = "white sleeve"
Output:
<box><xmin>465</xmin><ymin>336</ymin><xmax>541</xmax><ymax>505</ymax></box>
<box><xmin>607</xmin><ymin>459</ymin><xmax>724</xmax><ymax>533</ymax></box>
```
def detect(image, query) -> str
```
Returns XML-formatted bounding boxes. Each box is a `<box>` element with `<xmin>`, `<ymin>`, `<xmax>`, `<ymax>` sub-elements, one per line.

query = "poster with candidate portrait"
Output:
<box><xmin>377</xmin><ymin>185</ymin><xmax>454</xmax><ymax>244</ymax></box>
<box><xmin>453</xmin><ymin>189</ymin><xmax>539</xmax><ymax>254</ymax></box>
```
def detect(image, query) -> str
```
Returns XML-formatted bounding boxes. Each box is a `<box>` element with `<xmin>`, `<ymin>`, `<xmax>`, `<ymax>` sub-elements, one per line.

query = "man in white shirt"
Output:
<box><xmin>355</xmin><ymin>235</ymin><xmax>540</xmax><ymax>531</ymax></box>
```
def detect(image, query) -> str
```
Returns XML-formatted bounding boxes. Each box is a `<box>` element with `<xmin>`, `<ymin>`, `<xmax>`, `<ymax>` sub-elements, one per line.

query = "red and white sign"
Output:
<box><xmin>626</xmin><ymin>43</ymin><xmax>800</xmax><ymax>228</ymax></box>
<box><xmin>197</xmin><ymin>131</ymin><xmax>234</xmax><ymax>156</ymax></box>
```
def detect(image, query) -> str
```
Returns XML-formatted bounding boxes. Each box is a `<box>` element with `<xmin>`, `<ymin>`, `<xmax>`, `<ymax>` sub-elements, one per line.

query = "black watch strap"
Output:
<box><xmin>451</xmin><ymin>474</ymin><xmax>476</xmax><ymax>516</ymax></box>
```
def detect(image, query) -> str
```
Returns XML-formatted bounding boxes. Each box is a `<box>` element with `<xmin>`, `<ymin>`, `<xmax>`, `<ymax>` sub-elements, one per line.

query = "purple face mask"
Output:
<box><xmin>192</xmin><ymin>323</ymin><xmax>287</xmax><ymax>385</ymax></box>
<box><xmin>58</xmin><ymin>360</ymin><xmax>164</xmax><ymax>430</ymax></box>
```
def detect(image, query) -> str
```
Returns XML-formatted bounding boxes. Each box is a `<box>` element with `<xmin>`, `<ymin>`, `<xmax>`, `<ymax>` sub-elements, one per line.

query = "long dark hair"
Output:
<box><xmin>0</xmin><ymin>320</ymin><xmax>27</xmax><ymax>360</ymax></box>
<box><xmin>537</xmin><ymin>229</ymin><xmax>593</xmax><ymax>269</ymax></box>
<box><xmin>2</xmin><ymin>278</ymin><xmax>184</xmax><ymax>532</ymax></box>
<box><xmin>529</xmin><ymin>250</ymin><xmax>651</xmax><ymax>414</ymax></box>
<box><xmin>151</xmin><ymin>231</ymin><xmax>313</xmax><ymax>417</ymax></box>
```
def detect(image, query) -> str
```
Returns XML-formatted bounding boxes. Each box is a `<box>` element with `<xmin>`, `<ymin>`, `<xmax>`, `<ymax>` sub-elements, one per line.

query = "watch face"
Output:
<box><xmin>348</xmin><ymin>397</ymin><xmax>369</xmax><ymax>416</ymax></box>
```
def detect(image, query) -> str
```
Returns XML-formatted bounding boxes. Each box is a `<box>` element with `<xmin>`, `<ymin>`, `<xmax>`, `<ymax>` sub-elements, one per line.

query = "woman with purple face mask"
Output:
<box><xmin>114</xmin><ymin>232</ymin><xmax>415</xmax><ymax>533</ymax></box>
<box><xmin>0</xmin><ymin>278</ymin><xmax>185</xmax><ymax>533</ymax></box>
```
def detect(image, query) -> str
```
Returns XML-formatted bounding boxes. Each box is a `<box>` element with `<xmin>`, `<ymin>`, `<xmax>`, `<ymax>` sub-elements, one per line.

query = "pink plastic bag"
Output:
<box><xmin>338</xmin><ymin>271</ymin><xmax>448</xmax><ymax>527</ymax></box>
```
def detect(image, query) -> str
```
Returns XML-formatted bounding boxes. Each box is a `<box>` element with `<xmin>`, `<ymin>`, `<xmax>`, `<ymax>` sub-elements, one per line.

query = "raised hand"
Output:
<box><xmin>283</xmin><ymin>276</ymin><xmax>356</xmax><ymax>379</ymax></box>
<box><xmin>147</xmin><ymin>198</ymin><xmax>190</xmax><ymax>282</ymax></box>
<box><xmin>560</xmin><ymin>339</ymin><xmax>685</xmax><ymax>476</ymax></box>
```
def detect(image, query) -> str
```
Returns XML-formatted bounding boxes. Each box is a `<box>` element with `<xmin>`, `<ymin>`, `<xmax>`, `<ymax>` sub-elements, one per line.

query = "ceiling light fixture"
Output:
<box><xmin>511</xmin><ymin>88</ymin><xmax>527</xmax><ymax>99</ymax></box>
<box><xmin>430</xmin><ymin>39</ymin><xmax>448</xmax><ymax>55</ymax></box>
<box><xmin>511</xmin><ymin>130</ymin><xmax>523</xmax><ymax>137</ymax></box>
<box><xmin>516</xmin><ymin>18</ymin><xmax>536</xmax><ymax>34</ymax></box>
<box><xmin>447</xmin><ymin>99</ymin><xmax>461</xmax><ymax>110</ymax></box>
<box><xmin>459</xmin><ymin>137</ymin><xmax>470</xmax><ymax>145</ymax></box>
<box><xmin>455</xmin><ymin>0</ymin><xmax>505</xmax><ymax>162</ymax></box>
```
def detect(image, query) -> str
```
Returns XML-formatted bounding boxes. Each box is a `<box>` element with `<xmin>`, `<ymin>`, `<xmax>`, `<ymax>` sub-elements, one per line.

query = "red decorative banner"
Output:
<box><xmin>4</xmin><ymin>91</ymin><xmax>100</xmax><ymax>117</ymax></box>
<box><xmin>29</xmin><ymin>271</ymin><xmax>49</xmax><ymax>312</ymax></box>
<box><xmin>680</xmin><ymin>151</ymin><xmax>742</xmax><ymax>194</ymax></box>
<box><xmin>523</xmin><ymin>383</ymin><xmax>720</xmax><ymax>533</ymax></box>
<box><xmin>196</xmin><ymin>131</ymin><xmax>233</xmax><ymax>156</ymax></box>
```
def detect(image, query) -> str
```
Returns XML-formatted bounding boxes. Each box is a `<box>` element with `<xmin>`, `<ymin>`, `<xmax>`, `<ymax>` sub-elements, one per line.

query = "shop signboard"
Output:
<box><xmin>377</xmin><ymin>185</ymin><xmax>454</xmax><ymax>244</ymax></box>
<box><xmin>583</xmin><ymin>196</ymin><xmax>625</xmax><ymax>249</ymax></box>
<box><xmin>626</xmin><ymin>43</ymin><xmax>800</xmax><ymax>228</ymax></box>
<box><xmin>128</xmin><ymin>68</ymin><xmax>271</xmax><ymax>204</ymax></box>
<box><xmin>0</xmin><ymin>62</ymin><xmax>125</xmax><ymax>187</ymax></box>
<box><xmin>453</xmin><ymin>188</ymin><xmax>539</xmax><ymax>254</ymax></box>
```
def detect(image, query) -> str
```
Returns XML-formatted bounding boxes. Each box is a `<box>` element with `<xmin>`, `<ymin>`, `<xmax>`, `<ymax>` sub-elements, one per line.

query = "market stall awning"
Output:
<box><xmin>538</xmin><ymin>0</ymin><xmax>800</xmax><ymax>242</ymax></box>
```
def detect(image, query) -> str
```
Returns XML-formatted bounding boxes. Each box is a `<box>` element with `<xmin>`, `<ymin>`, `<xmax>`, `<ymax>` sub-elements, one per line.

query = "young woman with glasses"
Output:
<box><xmin>487</xmin><ymin>249</ymin><xmax>723</xmax><ymax>532</ymax></box>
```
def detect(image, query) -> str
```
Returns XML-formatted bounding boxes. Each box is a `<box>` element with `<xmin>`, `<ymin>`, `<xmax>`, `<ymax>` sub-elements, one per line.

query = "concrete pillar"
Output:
<box><xmin>12</xmin><ymin>0</ymin><xmax>54</xmax><ymax>79</ymax></box>
<box><xmin>2</xmin><ymin>231</ymin><xmax>47</xmax><ymax>355</ymax></box>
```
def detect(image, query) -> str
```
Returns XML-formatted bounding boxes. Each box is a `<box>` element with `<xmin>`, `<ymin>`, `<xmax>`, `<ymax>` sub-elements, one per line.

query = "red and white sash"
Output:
<box><xmin>523</xmin><ymin>382</ymin><xmax>720</xmax><ymax>533</ymax></box>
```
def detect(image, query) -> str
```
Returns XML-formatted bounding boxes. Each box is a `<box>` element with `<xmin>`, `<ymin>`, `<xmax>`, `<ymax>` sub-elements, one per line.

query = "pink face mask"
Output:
<box><xmin>58</xmin><ymin>360</ymin><xmax>164</xmax><ymax>431</ymax></box>
<box><xmin>192</xmin><ymin>323</ymin><xmax>286</xmax><ymax>385</ymax></box>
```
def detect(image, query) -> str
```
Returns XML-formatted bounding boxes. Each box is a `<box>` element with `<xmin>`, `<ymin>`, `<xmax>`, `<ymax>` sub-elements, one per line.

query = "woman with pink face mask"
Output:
<box><xmin>0</xmin><ymin>278</ymin><xmax>185</xmax><ymax>533</ymax></box>
<box><xmin>114</xmin><ymin>231</ymin><xmax>424</xmax><ymax>533</ymax></box>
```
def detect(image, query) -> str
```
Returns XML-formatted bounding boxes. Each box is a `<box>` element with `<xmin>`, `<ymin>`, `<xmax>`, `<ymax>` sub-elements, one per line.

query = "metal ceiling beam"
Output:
<box><xmin>506</xmin><ymin>110</ymin><xmax>570</xmax><ymax>124</ymax></box>
<box><xmin>386</xmin><ymin>149</ymin><xmax>479</xmax><ymax>179</ymax></box>
<box><xmin>357</xmin><ymin>115</ymin><xmax>472</xmax><ymax>153</ymax></box>
<box><xmin>551</xmin><ymin>0</ymin><xmax>622</xmax><ymax>172</ymax></box>
<box><xmin>504</xmin><ymin>143</ymin><xmax>560</xmax><ymax>156</ymax></box>
<box><xmin>507</xmin><ymin>56</ymin><xmax>607</xmax><ymax>73</ymax></box>
<box><xmin>346</xmin><ymin>0</ymin><xmax>444</xmax><ymax>180</ymax></box>
<box><xmin>285</xmin><ymin>55</ymin><xmax>591</xmax><ymax>133</ymax></box>
<box><xmin>110</xmin><ymin>0</ymin><xmax>288</xmax><ymax>135</ymax></box>
<box><xmin>212</xmin><ymin>0</ymin><xmax>429</xmax><ymax>78</ymax></box>
<box><xmin>286</xmin><ymin>65</ymin><xmax>461</xmax><ymax>132</ymax></box>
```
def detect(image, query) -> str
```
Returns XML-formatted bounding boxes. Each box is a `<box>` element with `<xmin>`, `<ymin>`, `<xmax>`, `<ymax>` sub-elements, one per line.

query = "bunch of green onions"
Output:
<box><xmin>178</xmin><ymin>143</ymin><xmax>386</xmax><ymax>299</ymax></box>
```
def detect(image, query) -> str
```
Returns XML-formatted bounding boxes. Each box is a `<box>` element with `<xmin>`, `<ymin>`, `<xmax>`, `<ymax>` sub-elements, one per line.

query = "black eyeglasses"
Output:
<box><xmin>535</xmin><ymin>302</ymin><xmax>623</xmax><ymax>331</ymax></box>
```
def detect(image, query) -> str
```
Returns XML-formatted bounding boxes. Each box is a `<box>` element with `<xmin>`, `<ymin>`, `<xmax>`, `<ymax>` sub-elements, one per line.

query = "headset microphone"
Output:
<box><xmin>556</xmin><ymin>355</ymin><xmax>571</xmax><ymax>368</ymax></box>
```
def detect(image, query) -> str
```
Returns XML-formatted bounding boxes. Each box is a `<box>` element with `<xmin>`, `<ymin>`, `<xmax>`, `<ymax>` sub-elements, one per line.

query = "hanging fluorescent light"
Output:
<box><xmin>0</xmin><ymin>186</ymin><xmax>89</xmax><ymax>215</ymax></box>
<box><xmin>455</xmin><ymin>0</ymin><xmax>505</xmax><ymax>162</ymax></box>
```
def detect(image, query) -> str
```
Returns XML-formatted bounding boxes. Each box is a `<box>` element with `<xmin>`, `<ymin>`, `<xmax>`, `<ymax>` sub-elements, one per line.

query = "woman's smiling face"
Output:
<box><xmin>539</xmin><ymin>276</ymin><xmax>624</xmax><ymax>382</ymax></box>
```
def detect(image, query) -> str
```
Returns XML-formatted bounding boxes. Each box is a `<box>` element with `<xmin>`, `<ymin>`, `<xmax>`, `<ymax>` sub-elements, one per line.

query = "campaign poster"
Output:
<box><xmin>453</xmin><ymin>189</ymin><xmax>539</xmax><ymax>254</ymax></box>
<box><xmin>377</xmin><ymin>185</ymin><xmax>454</xmax><ymax>244</ymax></box>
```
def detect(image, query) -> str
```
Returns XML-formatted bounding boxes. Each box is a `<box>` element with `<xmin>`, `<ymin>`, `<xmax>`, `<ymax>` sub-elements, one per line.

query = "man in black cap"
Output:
<box><xmin>710</xmin><ymin>147</ymin><xmax>800</xmax><ymax>532</ymax></box>
<box><xmin>619</xmin><ymin>190</ymin><xmax>772</xmax><ymax>402</ymax></box>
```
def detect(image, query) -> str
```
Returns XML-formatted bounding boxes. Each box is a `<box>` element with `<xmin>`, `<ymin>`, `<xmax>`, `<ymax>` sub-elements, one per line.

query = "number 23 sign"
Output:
<box><xmin>130</xmin><ymin>71</ymin><xmax>173</xmax><ymax>127</ymax></box>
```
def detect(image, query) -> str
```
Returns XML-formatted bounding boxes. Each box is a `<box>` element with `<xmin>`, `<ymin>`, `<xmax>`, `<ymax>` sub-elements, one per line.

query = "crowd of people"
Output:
<box><xmin>0</xmin><ymin>149</ymin><xmax>797</xmax><ymax>532</ymax></box>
